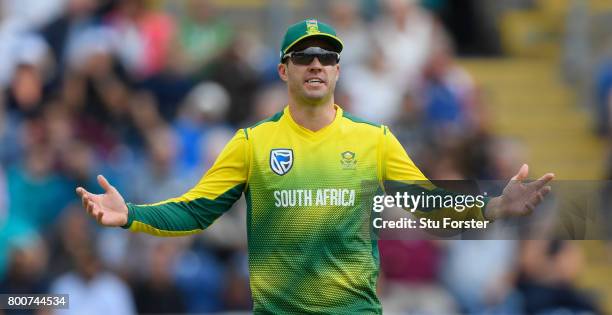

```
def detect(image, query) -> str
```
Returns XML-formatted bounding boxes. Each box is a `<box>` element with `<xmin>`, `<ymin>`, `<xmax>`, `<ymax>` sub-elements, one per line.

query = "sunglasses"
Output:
<box><xmin>282</xmin><ymin>47</ymin><xmax>340</xmax><ymax>66</ymax></box>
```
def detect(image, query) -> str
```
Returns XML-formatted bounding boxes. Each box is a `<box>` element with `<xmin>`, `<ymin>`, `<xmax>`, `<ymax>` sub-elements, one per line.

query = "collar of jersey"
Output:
<box><xmin>283</xmin><ymin>104</ymin><xmax>342</xmax><ymax>140</ymax></box>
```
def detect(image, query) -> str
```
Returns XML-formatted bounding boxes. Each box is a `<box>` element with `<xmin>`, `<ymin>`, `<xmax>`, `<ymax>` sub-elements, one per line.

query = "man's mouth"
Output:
<box><xmin>304</xmin><ymin>78</ymin><xmax>325</xmax><ymax>87</ymax></box>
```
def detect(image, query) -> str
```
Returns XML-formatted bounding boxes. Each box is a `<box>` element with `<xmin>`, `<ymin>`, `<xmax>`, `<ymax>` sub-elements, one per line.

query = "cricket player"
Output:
<box><xmin>76</xmin><ymin>19</ymin><xmax>554</xmax><ymax>314</ymax></box>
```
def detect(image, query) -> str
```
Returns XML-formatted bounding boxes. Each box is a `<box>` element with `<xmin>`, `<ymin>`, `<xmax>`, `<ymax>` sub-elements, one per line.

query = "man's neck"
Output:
<box><xmin>288</xmin><ymin>101</ymin><xmax>336</xmax><ymax>132</ymax></box>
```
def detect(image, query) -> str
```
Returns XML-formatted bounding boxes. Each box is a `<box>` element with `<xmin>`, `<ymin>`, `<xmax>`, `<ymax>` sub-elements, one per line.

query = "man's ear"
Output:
<box><xmin>336</xmin><ymin>64</ymin><xmax>340</xmax><ymax>81</ymax></box>
<box><xmin>278</xmin><ymin>63</ymin><xmax>288</xmax><ymax>82</ymax></box>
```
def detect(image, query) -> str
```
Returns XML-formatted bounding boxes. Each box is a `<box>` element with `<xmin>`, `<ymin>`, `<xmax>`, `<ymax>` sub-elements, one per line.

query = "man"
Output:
<box><xmin>76</xmin><ymin>19</ymin><xmax>554</xmax><ymax>314</ymax></box>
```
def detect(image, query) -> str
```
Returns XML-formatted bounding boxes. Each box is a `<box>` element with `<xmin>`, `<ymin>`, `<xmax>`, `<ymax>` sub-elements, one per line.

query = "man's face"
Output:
<box><xmin>278</xmin><ymin>38</ymin><xmax>340</xmax><ymax>106</ymax></box>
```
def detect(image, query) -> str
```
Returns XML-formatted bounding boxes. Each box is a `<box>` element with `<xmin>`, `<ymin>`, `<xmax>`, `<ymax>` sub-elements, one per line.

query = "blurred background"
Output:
<box><xmin>0</xmin><ymin>0</ymin><xmax>611</xmax><ymax>314</ymax></box>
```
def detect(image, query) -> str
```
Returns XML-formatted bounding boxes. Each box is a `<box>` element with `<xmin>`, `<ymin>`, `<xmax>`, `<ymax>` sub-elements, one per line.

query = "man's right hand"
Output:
<box><xmin>76</xmin><ymin>175</ymin><xmax>128</xmax><ymax>227</ymax></box>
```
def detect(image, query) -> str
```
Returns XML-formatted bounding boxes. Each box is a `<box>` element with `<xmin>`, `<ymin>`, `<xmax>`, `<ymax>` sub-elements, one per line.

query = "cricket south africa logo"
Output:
<box><xmin>341</xmin><ymin>151</ymin><xmax>356</xmax><ymax>170</ymax></box>
<box><xmin>270</xmin><ymin>149</ymin><xmax>293</xmax><ymax>175</ymax></box>
<box><xmin>306</xmin><ymin>19</ymin><xmax>319</xmax><ymax>34</ymax></box>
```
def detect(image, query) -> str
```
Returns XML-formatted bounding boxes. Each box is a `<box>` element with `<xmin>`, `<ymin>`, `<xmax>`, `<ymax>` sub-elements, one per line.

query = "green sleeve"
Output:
<box><xmin>121</xmin><ymin>184</ymin><xmax>245</xmax><ymax>236</ymax></box>
<box><xmin>121</xmin><ymin>130</ymin><xmax>249</xmax><ymax>236</ymax></box>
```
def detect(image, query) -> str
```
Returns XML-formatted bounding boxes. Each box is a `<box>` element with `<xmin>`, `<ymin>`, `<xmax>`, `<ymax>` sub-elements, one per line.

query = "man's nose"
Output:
<box><xmin>307</xmin><ymin>57</ymin><xmax>323</xmax><ymax>70</ymax></box>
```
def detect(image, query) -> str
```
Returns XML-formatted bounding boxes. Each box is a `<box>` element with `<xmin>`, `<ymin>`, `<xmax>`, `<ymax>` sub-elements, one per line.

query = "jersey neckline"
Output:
<box><xmin>282</xmin><ymin>104</ymin><xmax>343</xmax><ymax>140</ymax></box>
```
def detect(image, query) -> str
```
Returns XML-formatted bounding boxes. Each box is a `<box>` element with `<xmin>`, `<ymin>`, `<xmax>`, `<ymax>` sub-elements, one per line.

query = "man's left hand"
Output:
<box><xmin>485</xmin><ymin>164</ymin><xmax>555</xmax><ymax>220</ymax></box>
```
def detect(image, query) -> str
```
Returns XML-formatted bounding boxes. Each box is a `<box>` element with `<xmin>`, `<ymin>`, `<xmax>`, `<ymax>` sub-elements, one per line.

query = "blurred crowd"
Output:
<box><xmin>0</xmin><ymin>0</ymin><xmax>602</xmax><ymax>314</ymax></box>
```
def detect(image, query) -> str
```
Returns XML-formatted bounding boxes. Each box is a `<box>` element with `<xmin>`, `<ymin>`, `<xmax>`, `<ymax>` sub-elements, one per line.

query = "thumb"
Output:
<box><xmin>511</xmin><ymin>164</ymin><xmax>529</xmax><ymax>181</ymax></box>
<box><xmin>97</xmin><ymin>175</ymin><xmax>114</xmax><ymax>193</ymax></box>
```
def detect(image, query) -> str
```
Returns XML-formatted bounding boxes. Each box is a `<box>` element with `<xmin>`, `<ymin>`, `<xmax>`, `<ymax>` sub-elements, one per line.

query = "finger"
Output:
<box><xmin>526</xmin><ymin>192</ymin><xmax>544</xmax><ymax>209</ymax></box>
<box><xmin>529</xmin><ymin>186</ymin><xmax>551</xmax><ymax>208</ymax></box>
<box><xmin>76</xmin><ymin>187</ymin><xmax>89</xmax><ymax>198</ymax></box>
<box><xmin>86</xmin><ymin>198</ymin><xmax>95</xmax><ymax>212</ymax></box>
<box><xmin>82</xmin><ymin>196</ymin><xmax>90</xmax><ymax>212</ymax></box>
<box><xmin>528</xmin><ymin>173</ymin><xmax>555</xmax><ymax>191</ymax></box>
<box><xmin>97</xmin><ymin>175</ymin><xmax>113</xmax><ymax>193</ymax></box>
<box><xmin>90</xmin><ymin>202</ymin><xmax>101</xmax><ymax>218</ymax></box>
<box><xmin>539</xmin><ymin>185</ymin><xmax>552</xmax><ymax>196</ymax></box>
<box><xmin>88</xmin><ymin>200</ymin><xmax>98</xmax><ymax>217</ymax></box>
<box><xmin>530</xmin><ymin>191</ymin><xmax>544</xmax><ymax>205</ymax></box>
<box><xmin>84</xmin><ymin>196</ymin><xmax>99</xmax><ymax>216</ymax></box>
<box><xmin>87</xmin><ymin>201</ymin><xmax>95</xmax><ymax>216</ymax></box>
<box><xmin>96</xmin><ymin>210</ymin><xmax>104</xmax><ymax>224</ymax></box>
<box><xmin>511</xmin><ymin>164</ymin><xmax>529</xmax><ymax>181</ymax></box>
<box><xmin>527</xmin><ymin>187</ymin><xmax>552</xmax><ymax>211</ymax></box>
<box><xmin>524</xmin><ymin>202</ymin><xmax>535</xmax><ymax>214</ymax></box>
<box><xmin>79</xmin><ymin>189</ymin><xmax>93</xmax><ymax>203</ymax></box>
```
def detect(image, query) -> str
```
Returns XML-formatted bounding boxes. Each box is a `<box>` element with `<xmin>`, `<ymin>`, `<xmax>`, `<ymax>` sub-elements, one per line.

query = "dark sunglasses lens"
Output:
<box><xmin>291</xmin><ymin>53</ymin><xmax>315</xmax><ymax>65</ymax></box>
<box><xmin>291</xmin><ymin>52</ymin><xmax>338</xmax><ymax>66</ymax></box>
<box><xmin>317</xmin><ymin>53</ymin><xmax>338</xmax><ymax>66</ymax></box>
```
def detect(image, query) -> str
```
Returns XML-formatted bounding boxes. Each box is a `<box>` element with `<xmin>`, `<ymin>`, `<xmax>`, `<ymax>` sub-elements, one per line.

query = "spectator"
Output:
<box><xmin>132</xmin><ymin>240</ymin><xmax>186</xmax><ymax>314</ymax></box>
<box><xmin>50</xmin><ymin>246</ymin><xmax>136</xmax><ymax>315</ymax></box>
<box><xmin>204</xmin><ymin>35</ymin><xmax>260</xmax><ymax>126</ymax></box>
<box><xmin>106</xmin><ymin>0</ymin><xmax>176</xmax><ymax>79</ymax></box>
<box><xmin>58</xmin><ymin>50</ymin><xmax>134</xmax><ymax>157</ymax></box>
<box><xmin>173</xmin><ymin>243</ymin><xmax>226</xmax><ymax>313</ymax></box>
<box><xmin>39</xmin><ymin>0</ymin><xmax>102</xmax><ymax>73</ymax></box>
<box><xmin>221</xmin><ymin>251</ymin><xmax>251</xmax><ymax>310</ymax></box>
<box><xmin>378</xmin><ymin>240</ymin><xmax>457</xmax><ymax>313</ymax></box>
<box><xmin>0</xmin><ymin>30</ymin><xmax>52</xmax><ymax>120</ymax></box>
<box><xmin>1</xmin><ymin>0</ymin><xmax>66</xmax><ymax>31</ymax></box>
<box><xmin>388</xmin><ymin>92</ymin><xmax>427</xmax><ymax>165</ymax></box>
<box><xmin>373</xmin><ymin>0</ymin><xmax>438</xmax><ymax>90</ymax></box>
<box><xmin>0</xmin><ymin>21</ymin><xmax>50</xmax><ymax>91</ymax></box>
<box><xmin>249</xmin><ymin>83</ymin><xmax>287</xmax><ymax>124</ymax></box>
<box><xmin>341</xmin><ymin>42</ymin><xmax>401</xmax><ymax>124</ymax></box>
<box><xmin>517</xmin><ymin>240</ymin><xmax>601</xmax><ymax>314</ymax></box>
<box><xmin>173</xmin><ymin>81</ymin><xmax>232</xmax><ymax>173</ymax></box>
<box><xmin>328</xmin><ymin>0</ymin><xmax>369</xmax><ymax>68</ymax></box>
<box><xmin>441</xmin><ymin>240</ymin><xmax>521</xmax><ymax>314</ymax></box>
<box><xmin>6</xmin><ymin>143</ymin><xmax>73</xmax><ymax>231</ymax></box>
<box><xmin>0</xmin><ymin>235</ymin><xmax>50</xmax><ymax>315</ymax></box>
<box><xmin>129</xmin><ymin>126</ymin><xmax>187</xmax><ymax>204</ymax></box>
<box><xmin>47</xmin><ymin>204</ymin><xmax>96</xmax><ymax>277</ymax></box>
<box><xmin>169</xmin><ymin>0</ymin><xmax>232</xmax><ymax>76</ymax></box>
<box><xmin>420</xmin><ymin>32</ymin><xmax>478</xmax><ymax>143</ymax></box>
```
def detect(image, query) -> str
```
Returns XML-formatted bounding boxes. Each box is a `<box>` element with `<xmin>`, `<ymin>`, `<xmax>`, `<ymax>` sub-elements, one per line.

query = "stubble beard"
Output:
<box><xmin>289</xmin><ymin>79</ymin><xmax>335</xmax><ymax>107</ymax></box>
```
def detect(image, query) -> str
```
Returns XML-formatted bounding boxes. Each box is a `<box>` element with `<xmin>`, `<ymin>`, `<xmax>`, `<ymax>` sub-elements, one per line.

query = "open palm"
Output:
<box><xmin>76</xmin><ymin>175</ymin><xmax>128</xmax><ymax>227</ymax></box>
<box><xmin>496</xmin><ymin>164</ymin><xmax>554</xmax><ymax>219</ymax></box>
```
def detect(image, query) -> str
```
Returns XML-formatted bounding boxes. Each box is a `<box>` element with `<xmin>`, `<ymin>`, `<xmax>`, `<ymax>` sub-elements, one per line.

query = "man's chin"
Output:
<box><xmin>302</xmin><ymin>91</ymin><xmax>330</xmax><ymax>102</ymax></box>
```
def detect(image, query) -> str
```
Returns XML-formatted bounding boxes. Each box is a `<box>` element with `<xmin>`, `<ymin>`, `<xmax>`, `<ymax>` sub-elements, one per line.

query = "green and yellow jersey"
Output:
<box><xmin>123</xmin><ymin>105</ymin><xmax>485</xmax><ymax>314</ymax></box>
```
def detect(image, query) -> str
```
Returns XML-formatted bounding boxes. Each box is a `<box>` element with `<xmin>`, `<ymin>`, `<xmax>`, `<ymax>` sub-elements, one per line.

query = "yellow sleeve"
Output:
<box><xmin>381</xmin><ymin>126</ymin><xmax>486</xmax><ymax>221</ymax></box>
<box><xmin>382</xmin><ymin>126</ymin><xmax>428</xmax><ymax>182</ymax></box>
<box><xmin>165</xmin><ymin>128</ymin><xmax>250</xmax><ymax>203</ymax></box>
<box><xmin>123</xmin><ymin>129</ymin><xmax>250</xmax><ymax>236</ymax></box>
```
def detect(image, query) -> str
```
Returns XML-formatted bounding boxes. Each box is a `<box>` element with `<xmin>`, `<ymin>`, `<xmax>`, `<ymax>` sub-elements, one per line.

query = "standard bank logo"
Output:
<box><xmin>270</xmin><ymin>149</ymin><xmax>293</xmax><ymax>176</ymax></box>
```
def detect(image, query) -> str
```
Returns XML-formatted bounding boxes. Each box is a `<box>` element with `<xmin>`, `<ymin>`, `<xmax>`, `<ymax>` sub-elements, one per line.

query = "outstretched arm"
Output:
<box><xmin>382</xmin><ymin>127</ymin><xmax>487</xmax><ymax>221</ymax></box>
<box><xmin>76</xmin><ymin>129</ymin><xmax>249</xmax><ymax>236</ymax></box>
<box><xmin>382</xmin><ymin>127</ymin><xmax>554</xmax><ymax>221</ymax></box>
